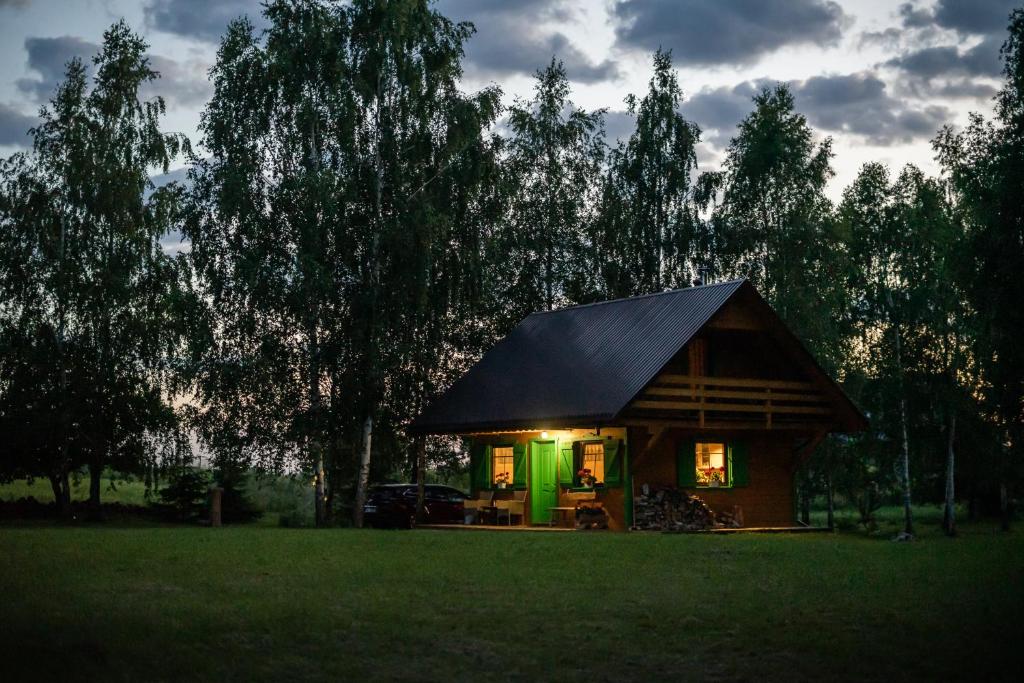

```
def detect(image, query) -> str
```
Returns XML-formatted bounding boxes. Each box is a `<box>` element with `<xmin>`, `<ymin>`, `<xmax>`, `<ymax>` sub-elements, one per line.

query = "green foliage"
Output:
<box><xmin>157</xmin><ymin>468</ymin><xmax>210</xmax><ymax>521</ymax></box>
<box><xmin>490</xmin><ymin>59</ymin><xmax>606</xmax><ymax>322</ymax></box>
<box><xmin>2</xmin><ymin>1</ymin><xmax>1021</xmax><ymax>529</ymax></box>
<box><xmin>598</xmin><ymin>49</ymin><xmax>701</xmax><ymax>297</ymax></box>
<box><xmin>702</xmin><ymin>84</ymin><xmax>844</xmax><ymax>367</ymax></box>
<box><xmin>213</xmin><ymin>469</ymin><xmax>262</xmax><ymax>524</ymax></box>
<box><xmin>0</xmin><ymin>21</ymin><xmax>192</xmax><ymax>511</ymax></box>
<box><xmin>933</xmin><ymin>9</ymin><xmax>1024</xmax><ymax>518</ymax></box>
<box><xmin>185</xmin><ymin>0</ymin><xmax>502</xmax><ymax>526</ymax></box>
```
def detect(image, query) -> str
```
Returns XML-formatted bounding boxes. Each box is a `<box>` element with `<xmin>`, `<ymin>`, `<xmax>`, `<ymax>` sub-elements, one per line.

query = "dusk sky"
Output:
<box><xmin>0</xmin><ymin>0</ymin><xmax>1016</xmax><ymax>199</ymax></box>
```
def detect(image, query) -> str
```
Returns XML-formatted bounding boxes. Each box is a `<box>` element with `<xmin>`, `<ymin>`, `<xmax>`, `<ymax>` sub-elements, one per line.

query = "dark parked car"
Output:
<box><xmin>362</xmin><ymin>484</ymin><xmax>468</xmax><ymax>528</ymax></box>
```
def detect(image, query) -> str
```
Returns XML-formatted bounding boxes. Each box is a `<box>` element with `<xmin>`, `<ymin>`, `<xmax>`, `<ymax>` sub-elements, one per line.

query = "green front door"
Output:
<box><xmin>530</xmin><ymin>441</ymin><xmax>558</xmax><ymax>524</ymax></box>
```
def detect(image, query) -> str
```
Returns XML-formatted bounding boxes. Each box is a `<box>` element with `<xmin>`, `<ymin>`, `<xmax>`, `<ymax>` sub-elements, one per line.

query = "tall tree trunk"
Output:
<box><xmin>943</xmin><ymin>412</ymin><xmax>956</xmax><ymax>537</ymax></box>
<box><xmin>49</xmin><ymin>471</ymin><xmax>71</xmax><ymax>518</ymax></box>
<box><xmin>414</xmin><ymin>435</ymin><xmax>426</xmax><ymax>523</ymax></box>
<box><xmin>88</xmin><ymin>461</ymin><xmax>103</xmax><ymax>520</ymax></box>
<box><xmin>999</xmin><ymin>479</ymin><xmax>1010</xmax><ymax>532</ymax></box>
<box><xmin>800</xmin><ymin>487</ymin><xmax>811</xmax><ymax>526</ymax></box>
<box><xmin>313</xmin><ymin>446</ymin><xmax>326</xmax><ymax>527</ymax></box>
<box><xmin>892</xmin><ymin>317</ymin><xmax>914</xmax><ymax>537</ymax></box>
<box><xmin>352</xmin><ymin>68</ymin><xmax>384</xmax><ymax>529</ymax></box>
<box><xmin>353</xmin><ymin>416</ymin><xmax>373</xmax><ymax>528</ymax></box>
<box><xmin>826</xmin><ymin>470</ymin><xmax>835</xmax><ymax>531</ymax></box>
<box><xmin>307</xmin><ymin>112</ymin><xmax>327</xmax><ymax>529</ymax></box>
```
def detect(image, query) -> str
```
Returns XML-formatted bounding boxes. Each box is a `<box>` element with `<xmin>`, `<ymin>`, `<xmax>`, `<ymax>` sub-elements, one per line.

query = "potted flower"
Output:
<box><xmin>708</xmin><ymin>467</ymin><xmax>725</xmax><ymax>487</ymax></box>
<box><xmin>495</xmin><ymin>472</ymin><xmax>510</xmax><ymax>489</ymax></box>
<box><xmin>577</xmin><ymin>468</ymin><xmax>596</xmax><ymax>488</ymax></box>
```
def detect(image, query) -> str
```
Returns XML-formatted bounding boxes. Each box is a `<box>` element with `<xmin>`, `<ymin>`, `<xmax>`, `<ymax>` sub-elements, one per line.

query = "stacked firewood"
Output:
<box><xmin>575</xmin><ymin>504</ymin><xmax>608</xmax><ymax>530</ymax></box>
<box><xmin>632</xmin><ymin>486</ymin><xmax>741</xmax><ymax>531</ymax></box>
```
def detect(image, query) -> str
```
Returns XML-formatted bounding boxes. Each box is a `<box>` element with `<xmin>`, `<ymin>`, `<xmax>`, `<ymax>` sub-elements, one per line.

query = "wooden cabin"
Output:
<box><xmin>408</xmin><ymin>279</ymin><xmax>866</xmax><ymax>530</ymax></box>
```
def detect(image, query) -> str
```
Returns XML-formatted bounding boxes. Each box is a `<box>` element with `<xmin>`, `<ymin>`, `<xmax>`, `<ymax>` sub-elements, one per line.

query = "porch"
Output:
<box><xmin>417</xmin><ymin>523</ymin><xmax>830</xmax><ymax>533</ymax></box>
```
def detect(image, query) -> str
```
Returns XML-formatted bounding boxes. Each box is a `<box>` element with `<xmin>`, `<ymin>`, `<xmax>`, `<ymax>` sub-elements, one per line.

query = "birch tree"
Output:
<box><xmin>0</xmin><ymin>22</ymin><xmax>190</xmax><ymax>515</ymax></box>
<box><xmin>598</xmin><ymin>49</ymin><xmax>701</xmax><ymax>297</ymax></box>
<box><xmin>491</xmin><ymin>59</ymin><xmax>605</xmax><ymax>326</ymax></box>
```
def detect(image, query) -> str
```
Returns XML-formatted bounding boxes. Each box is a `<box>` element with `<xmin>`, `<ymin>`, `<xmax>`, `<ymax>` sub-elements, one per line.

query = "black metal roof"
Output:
<box><xmin>410</xmin><ymin>279</ymin><xmax>749</xmax><ymax>434</ymax></box>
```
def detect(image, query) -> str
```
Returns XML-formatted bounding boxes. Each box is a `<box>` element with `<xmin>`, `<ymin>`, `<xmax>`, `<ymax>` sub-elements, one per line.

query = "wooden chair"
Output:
<box><xmin>496</xmin><ymin>490</ymin><xmax>527</xmax><ymax>526</ymax></box>
<box><xmin>463</xmin><ymin>490</ymin><xmax>494</xmax><ymax>524</ymax></box>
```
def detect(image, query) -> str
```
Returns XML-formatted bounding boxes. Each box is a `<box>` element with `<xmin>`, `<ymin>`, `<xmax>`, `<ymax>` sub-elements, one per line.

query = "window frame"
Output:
<box><xmin>694</xmin><ymin>441</ymin><xmax>730</xmax><ymax>489</ymax></box>
<box><xmin>491</xmin><ymin>444</ymin><xmax>515</xmax><ymax>487</ymax></box>
<box><xmin>570</xmin><ymin>439</ymin><xmax>606</xmax><ymax>487</ymax></box>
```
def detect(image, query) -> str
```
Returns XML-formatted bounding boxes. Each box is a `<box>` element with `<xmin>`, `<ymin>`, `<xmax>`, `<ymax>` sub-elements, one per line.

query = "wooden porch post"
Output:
<box><xmin>624</xmin><ymin>429</ymin><xmax>634</xmax><ymax>529</ymax></box>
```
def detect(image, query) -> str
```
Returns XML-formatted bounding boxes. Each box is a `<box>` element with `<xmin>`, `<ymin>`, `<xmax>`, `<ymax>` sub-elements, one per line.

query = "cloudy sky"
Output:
<box><xmin>0</xmin><ymin>0</ymin><xmax>1017</xmax><ymax>199</ymax></box>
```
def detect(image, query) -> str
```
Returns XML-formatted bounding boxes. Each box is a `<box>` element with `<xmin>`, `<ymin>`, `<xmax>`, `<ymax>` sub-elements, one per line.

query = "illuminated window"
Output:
<box><xmin>695</xmin><ymin>442</ymin><xmax>728</xmax><ymax>487</ymax></box>
<box><xmin>492</xmin><ymin>446</ymin><xmax>514</xmax><ymax>486</ymax></box>
<box><xmin>580</xmin><ymin>442</ymin><xmax>604</xmax><ymax>484</ymax></box>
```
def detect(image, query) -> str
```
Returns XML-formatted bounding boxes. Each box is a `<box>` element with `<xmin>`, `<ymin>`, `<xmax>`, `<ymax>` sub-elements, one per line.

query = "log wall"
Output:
<box><xmin>630</xmin><ymin>429</ymin><xmax>798</xmax><ymax>528</ymax></box>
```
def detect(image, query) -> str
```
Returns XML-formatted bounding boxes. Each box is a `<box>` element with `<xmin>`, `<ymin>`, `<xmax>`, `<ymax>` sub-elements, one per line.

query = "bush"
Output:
<box><xmin>213</xmin><ymin>469</ymin><xmax>262</xmax><ymax>524</ymax></box>
<box><xmin>157</xmin><ymin>468</ymin><xmax>210</xmax><ymax>521</ymax></box>
<box><xmin>250</xmin><ymin>474</ymin><xmax>315</xmax><ymax>527</ymax></box>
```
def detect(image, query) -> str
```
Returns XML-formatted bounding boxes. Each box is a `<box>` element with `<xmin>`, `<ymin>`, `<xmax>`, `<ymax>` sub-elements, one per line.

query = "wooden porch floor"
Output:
<box><xmin>417</xmin><ymin>523</ymin><xmax>574</xmax><ymax>532</ymax></box>
<box><xmin>418</xmin><ymin>524</ymin><xmax>830</xmax><ymax>533</ymax></box>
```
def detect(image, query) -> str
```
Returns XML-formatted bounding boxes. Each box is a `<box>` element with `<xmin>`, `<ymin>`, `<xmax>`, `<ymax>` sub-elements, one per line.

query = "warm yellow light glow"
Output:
<box><xmin>582</xmin><ymin>442</ymin><xmax>605</xmax><ymax>483</ymax></box>
<box><xmin>492</xmin><ymin>446</ymin><xmax>514</xmax><ymax>485</ymax></box>
<box><xmin>541</xmin><ymin>431</ymin><xmax>549</xmax><ymax>439</ymax></box>
<box><xmin>696</xmin><ymin>442</ymin><xmax>727</xmax><ymax>487</ymax></box>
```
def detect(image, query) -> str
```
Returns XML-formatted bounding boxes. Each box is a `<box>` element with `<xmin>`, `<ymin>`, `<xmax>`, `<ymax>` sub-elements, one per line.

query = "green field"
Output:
<box><xmin>0</xmin><ymin>475</ymin><xmax>152</xmax><ymax>506</ymax></box>
<box><xmin>1</xmin><ymin>522</ymin><xmax>1020</xmax><ymax>682</ymax></box>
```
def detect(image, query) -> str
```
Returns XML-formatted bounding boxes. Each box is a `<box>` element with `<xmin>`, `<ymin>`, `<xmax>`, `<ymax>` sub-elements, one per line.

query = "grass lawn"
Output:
<box><xmin>1</xmin><ymin>522</ymin><xmax>1021</xmax><ymax>682</ymax></box>
<box><xmin>0</xmin><ymin>475</ymin><xmax>151</xmax><ymax>506</ymax></box>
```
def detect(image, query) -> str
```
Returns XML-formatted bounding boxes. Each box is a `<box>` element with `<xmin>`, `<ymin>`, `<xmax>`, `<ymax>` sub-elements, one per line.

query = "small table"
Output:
<box><xmin>548</xmin><ymin>506</ymin><xmax>576</xmax><ymax>528</ymax></box>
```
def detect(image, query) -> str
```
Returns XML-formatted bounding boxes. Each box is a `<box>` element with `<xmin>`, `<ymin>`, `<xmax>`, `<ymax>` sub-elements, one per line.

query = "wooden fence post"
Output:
<box><xmin>210</xmin><ymin>487</ymin><xmax>223</xmax><ymax>527</ymax></box>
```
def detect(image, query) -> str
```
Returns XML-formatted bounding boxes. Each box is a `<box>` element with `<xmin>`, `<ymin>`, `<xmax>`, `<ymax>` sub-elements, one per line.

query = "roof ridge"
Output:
<box><xmin>528</xmin><ymin>278</ymin><xmax>747</xmax><ymax>316</ymax></box>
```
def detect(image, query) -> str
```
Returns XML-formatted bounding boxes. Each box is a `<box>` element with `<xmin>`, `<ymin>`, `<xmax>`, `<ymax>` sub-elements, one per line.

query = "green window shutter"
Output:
<box><xmin>558</xmin><ymin>440</ymin><xmax>574</xmax><ymax>485</ymax></box>
<box><xmin>484</xmin><ymin>445</ymin><xmax>493</xmax><ymax>488</ymax></box>
<box><xmin>469</xmin><ymin>441</ymin><xmax>489</xmax><ymax>492</ymax></box>
<box><xmin>730</xmin><ymin>442</ymin><xmax>750</xmax><ymax>487</ymax></box>
<box><xmin>677</xmin><ymin>439</ymin><xmax>697</xmax><ymax>488</ymax></box>
<box><xmin>603</xmin><ymin>438</ymin><xmax>622</xmax><ymax>486</ymax></box>
<box><xmin>512</xmin><ymin>443</ymin><xmax>527</xmax><ymax>489</ymax></box>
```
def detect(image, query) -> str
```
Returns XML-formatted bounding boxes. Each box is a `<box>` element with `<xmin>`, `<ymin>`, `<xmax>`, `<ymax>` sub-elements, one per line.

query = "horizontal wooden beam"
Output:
<box><xmin>654</xmin><ymin>374</ymin><xmax>817</xmax><ymax>391</ymax></box>
<box><xmin>643</xmin><ymin>386</ymin><xmax>824</xmax><ymax>402</ymax></box>
<box><xmin>621</xmin><ymin>418</ymin><xmax>835</xmax><ymax>432</ymax></box>
<box><xmin>631</xmin><ymin>400</ymin><xmax>832</xmax><ymax>415</ymax></box>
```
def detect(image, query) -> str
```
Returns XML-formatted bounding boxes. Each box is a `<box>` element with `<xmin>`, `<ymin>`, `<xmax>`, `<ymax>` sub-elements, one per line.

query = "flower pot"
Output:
<box><xmin>497</xmin><ymin>483</ymin><xmax>507</xmax><ymax>489</ymax></box>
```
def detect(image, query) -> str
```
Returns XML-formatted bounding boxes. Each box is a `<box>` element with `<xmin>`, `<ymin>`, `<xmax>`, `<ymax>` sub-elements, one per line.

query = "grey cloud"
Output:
<box><xmin>0</xmin><ymin>103</ymin><xmax>38</xmax><ymax>147</ymax></box>
<box><xmin>680</xmin><ymin>80</ymin><xmax>773</xmax><ymax>147</ymax></box>
<box><xmin>795</xmin><ymin>72</ymin><xmax>952</xmax><ymax>144</ymax></box>
<box><xmin>859</xmin><ymin>28</ymin><xmax>903</xmax><ymax>50</ymax></box>
<box><xmin>898</xmin><ymin>2</ymin><xmax>934</xmax><ymax>29</ymax></box>
<box><xmin>17</xmin><ymin>36</ymin><xmax>98</xmax><ymax>103</ymax></box>
<box><xmin>612</xmin><ymin>0</ymin><xmax>847</xmax><ymax>66</ymax></box>
<box><xmin>144</xmin><ymin>55</ymin><xmax>213</xmax><ymax>108</ymax></box>
<box><xmin>682</xmin><ymin>72</ymin><xmax>951</xmax><ymax>148</ymax></box>
<box><xmin>143</xmin><ymin>0</ymin><xmax>268</xmax><ymax>43</ymax></box>
<box><xmin>0</xmin><ymin>0</ymin><xmax>30</xmax><ymax>7</ymax></box>
<box><xmin>898</xmin><ymin>0</ymin><xmax>1018</xmax><ymax>36</ymax></box>
<box><xmin>885</xmin><ymin>35</ymin><xmax>1002</xmax><ymax>80</ymax></box>
<box><xmin>934</xmin><ymin>80</ymin><xmax>998</xmax><ymax>98</ymax></box>
<box><xmin>437</xmin><ymin>0</ymin><xmax>619</xmax><ymax>83</ymax></box>
<box><xmin>602</xmin><ymin>110</ymin><xmax>636</xmax><ymax>144</ymax></box>
<box><xmin>17</xmin><ymin>34</ymin><xmax>211</xmax><ymax>110</ymax></box>
<box><xmin>933</xmin><ymin>0</ymin><xmax>1018</xmax><ymax>36</ymax></box>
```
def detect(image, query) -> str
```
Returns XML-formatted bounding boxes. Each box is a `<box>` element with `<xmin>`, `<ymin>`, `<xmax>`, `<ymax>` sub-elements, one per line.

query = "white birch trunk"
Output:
<box><xmin>353</xmin><ymin>416</ymin><xmax>373</xmax><ymax>528</ymax></box>
<box><xmin>894</xmin><ymin>321</ymin><xmax>914</xmax><ymax>537</ymax></box>
<box><xmin>943</xmin><ymin>412</ymin><xmax>956</xmax><ymax>536</ymax></box>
